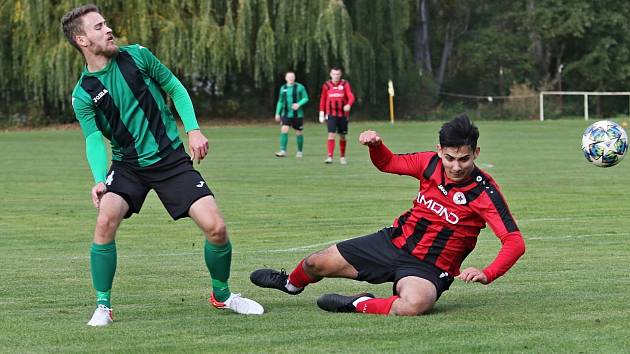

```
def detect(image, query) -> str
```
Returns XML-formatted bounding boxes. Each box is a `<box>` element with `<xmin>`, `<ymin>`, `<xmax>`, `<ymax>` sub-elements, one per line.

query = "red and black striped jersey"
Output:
<box><xmin>369</xmin><ymin>143</ymin><xmax>525</xmax><ymax>283</ymax></box>
<box><xmin>318</xmin><ymin>79</ymin><xmax>355</xmax><ymax>117</ymax></box>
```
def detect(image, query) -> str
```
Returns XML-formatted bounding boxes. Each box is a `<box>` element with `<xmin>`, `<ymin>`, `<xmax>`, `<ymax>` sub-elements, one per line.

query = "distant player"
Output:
<box><xmin>61</xmin><ymin>5</ymin><xmax>263</xmax><ymax>326</ymax></box>
<box><xmin>274</xmin><ymin>71</ymin><xmax>309</xmax><ymax>158</ymax></box>
<box><xmin>251</xmin><ymin>114</ymin><xmax>525</xmax><ymax>315</ymax></box>
<box><xmin>319</xmin><ymin>67</ymin><xmax>355</xmax><ymax>164</ymax></box>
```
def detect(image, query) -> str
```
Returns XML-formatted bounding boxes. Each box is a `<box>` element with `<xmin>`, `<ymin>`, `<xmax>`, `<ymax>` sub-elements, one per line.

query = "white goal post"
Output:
<box><xmin>539</xmin><ymin>91</ymin><xmax>630</xmax><ymax>121</ymax></box>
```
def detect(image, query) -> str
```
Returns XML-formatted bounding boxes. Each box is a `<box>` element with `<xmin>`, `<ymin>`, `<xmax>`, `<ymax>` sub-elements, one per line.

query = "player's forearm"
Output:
<box><xmin>275</xmin><ymin>100</ymin><xmax>283</xmax><ymax>116</ymax></box>
<box><xmin>162</xmin><ymin>76</ymin><xmax>199</xmax><ymax>132</ymax></box>
<box><xmin>482</xmin><ymin>232</ymin><xmax>526</xmax><ymax>283</ymax></box>
<box><xmin>85</xmin><ymin>131</ymin><xmax>108</xmax><ymax>184</ymax></box>
<box><xmin>369</xmin><ymin>143</ymin><xmax>394</xmax><ymax>170</ymax></box>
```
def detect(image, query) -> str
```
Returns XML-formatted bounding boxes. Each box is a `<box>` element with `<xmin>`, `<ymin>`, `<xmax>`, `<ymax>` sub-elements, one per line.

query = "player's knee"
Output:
<box><xmin>303</xmin><ymin>254</ymin><xmax>327</xmax><ymax>276</ymax></box>
<box><xmin>204</xmin><ymin>218</ymin><xmax>227</xmax><ymax>244</ymax></box>
<box><xmin>394</xmin><ymin>297</ymin><xmax>433</xmax><ymax>316</ymax></box>
<box><xmin>95</xmin><ymin>213</ymin><xmax>120</xmax><ymax>234</ymax></box>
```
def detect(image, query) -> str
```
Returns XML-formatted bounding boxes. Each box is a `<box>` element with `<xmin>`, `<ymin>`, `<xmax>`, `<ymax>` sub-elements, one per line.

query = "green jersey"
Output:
<box><xmin>275</xmin><ymin>83</ymin><xmax>309</xmax><ymax>118</ymax></box>
<box><xmin>72</xmin><ymin>44</ymin><xmax>184</xmax><ymax>167</ymax></box>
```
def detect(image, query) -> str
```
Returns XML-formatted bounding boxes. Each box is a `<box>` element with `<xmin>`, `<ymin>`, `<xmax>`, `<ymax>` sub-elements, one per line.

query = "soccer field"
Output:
<box><xmin>1</xmin><ymin>120</ymin><xmax>629</xmax><ymax>353</ymax></box>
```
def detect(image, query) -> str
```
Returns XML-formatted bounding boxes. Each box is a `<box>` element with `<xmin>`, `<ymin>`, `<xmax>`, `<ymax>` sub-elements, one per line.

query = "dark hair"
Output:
<box><xmin>285</xmin><ymin>70</ymin><xmax>295</xmax><ymax>75</ymax></box>
<box><xmin>61</xmin><ymin>4</ymin><xmax>100</xmax><ymax>52</ymax></box>
<box><xmin>439</xmin><ymin>113</ymin><xmax>479</xmax><ymax>150</ymax></box>
<box><xmin>330</xmin><ymin>66</ymin><xmax>343</xmax><ymax>72</ymax></box>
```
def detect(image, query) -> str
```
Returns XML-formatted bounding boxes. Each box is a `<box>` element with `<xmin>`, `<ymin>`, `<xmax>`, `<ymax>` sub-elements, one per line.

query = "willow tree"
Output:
<box><xmin>1</xmin><ymin>0</ymin><xmax>420</xmax><ymax>123</ymax></box>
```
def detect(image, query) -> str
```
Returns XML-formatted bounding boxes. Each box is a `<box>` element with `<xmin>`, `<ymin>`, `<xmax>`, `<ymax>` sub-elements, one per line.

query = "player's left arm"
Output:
<box><xmin>138</xmin><ymin>45</ymin><xmax>208</xmax><ymax>163</ymax></box>
<box><xmin>296</xmin><ymin>84</ymin><xmax>309</xmax><ymax>107</ymax></box>
<box><xmin>462</xmin><ymin>186</ymin><xmax>526</xmax><ymax>284</ymax></box>
<box><xmin>343</xmin><ymin>81</ymin><xmax>355</xmax><ymax>112</ymax></box>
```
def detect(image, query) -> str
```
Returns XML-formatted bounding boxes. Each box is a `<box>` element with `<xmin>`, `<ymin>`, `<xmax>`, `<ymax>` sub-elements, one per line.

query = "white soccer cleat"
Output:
<box><xmin>340</xmin><ymin>157</ymin><xmax>347</xmax><ymax>165</ymax></box>
<box><xmin>87</xmin><ymin>304</ymin><xmax>113</xmax><ymax>327</ymax></box>
<box><xmin>275</xmin><ymin>150</ymin><xmax>286</xmax><ymax>157</ymax></box>
<box><xmin>296</xmin><ymin>151</ymin><xmax>303</xmax><ymax>158</ymax></box>
<box><xmin>324</xmin><ymin>156</ymin><xmax>333</xmax><ymax>164</ymax></box>
<box><xmin>210</xmin><ymin>293</ymin><xmax>264</xmax><ymax>315</ymax></box>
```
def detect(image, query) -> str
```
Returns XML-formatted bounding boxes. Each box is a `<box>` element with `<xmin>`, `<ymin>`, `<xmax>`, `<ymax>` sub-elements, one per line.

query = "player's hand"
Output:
<box><xmin>359</xmin><ymin>130</ymin><xmax>382</xmax><ymax>147</ymax></box>
<box><xmin>291</xmin><ymin>103</ymin><xmax>300</xmax><ymax>111</ymax></box>
<box><xmin>91</xmin><ymin>182</ymin><xmax>107</xmax><ymax>209</ymax></box>
<box><xmin>343</xmin><ymin>104</ymin><xmax>351</xmax><ymax>112</ymax></box>
<box><xmin>318</xmin><ymin>111</ymin><xmax>326</xmax><ymax>123</ymax></box>
<box><xmin>188</xmin><ymin>129</ymin><xmax>209</xmax><ymax>164</ymax></box>
<box><xmin>456</xmin><ymin>267</ymin><xmax>488</xmax><ymax>284</ymax></box>
<box><xmin>274</xmin><ymin>115</ymin><xmax>281</xmax><ymax>123</ymax></box>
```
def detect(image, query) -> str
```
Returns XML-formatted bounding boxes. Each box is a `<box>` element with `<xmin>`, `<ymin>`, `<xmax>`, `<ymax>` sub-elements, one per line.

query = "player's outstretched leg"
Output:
<box><xmin>250</xmin><ymin>259</ymin><xmax>321</xmax><ymax>294</ymax></box>
<box><xmin>249</xmin><ymin>268</ymin><xmax>304</xmax><ymax>295</ymax></box>
<box><xmin>316</xmin><ymin>293</ymin><xmax>374</xmax><ymax>313</ymax></box>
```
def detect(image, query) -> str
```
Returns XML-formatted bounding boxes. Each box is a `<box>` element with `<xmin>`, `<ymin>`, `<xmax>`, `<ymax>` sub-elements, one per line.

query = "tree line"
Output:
<box><xmin>1</xmin><ymin>0</ymin><xmax>629</xmax><ymax>126</ymax></box>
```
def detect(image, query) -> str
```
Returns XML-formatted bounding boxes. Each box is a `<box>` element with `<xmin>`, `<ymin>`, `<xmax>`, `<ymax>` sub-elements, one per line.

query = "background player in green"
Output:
<box><xmin>61</xmin><ymin>4</ymin><xmax>263</xmax><ymax>326</ymax></box>
<box><xmin>274</xmin><ymin>71</ymin><xmax>309</xmax><ymax>158</ymax></box>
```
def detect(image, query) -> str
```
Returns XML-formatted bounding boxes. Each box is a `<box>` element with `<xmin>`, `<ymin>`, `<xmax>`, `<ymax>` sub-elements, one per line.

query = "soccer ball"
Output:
<box><xmin>581</xmin><ymin>120</ymin><xmax>628</xmax><ymax>167</ymax></box>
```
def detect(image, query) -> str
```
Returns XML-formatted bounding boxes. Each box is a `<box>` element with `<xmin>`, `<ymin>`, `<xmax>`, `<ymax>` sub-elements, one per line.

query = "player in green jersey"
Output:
<box><xmin>274</xmin><ymin>71</ymin><xmax>309</xmax><ymax>158</ymax></box>
<box><xmin>62</xmin><ymin>4</ymin><xmax>263</xmax><ymax>326</ymax></box>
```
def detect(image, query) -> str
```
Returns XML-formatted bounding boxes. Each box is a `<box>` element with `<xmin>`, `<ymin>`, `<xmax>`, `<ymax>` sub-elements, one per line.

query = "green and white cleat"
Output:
<box><xmin>87</xmin><ymin>304</ymin><xmax>113</xmax><ymax>327</ymax></box>
<box><xmin>275</xmin><ymin>150</ymin><xmax>287</xmax><ymax>157</ymax></box>
<box><xmin>296</xmin><ymin>151</ymin><xmax>303</xmax><ymax>158</ymax></box>
<box><xmin>324</xmin><ymin>156</ymin><xmax>333</xmax><ymax>164</ymax></box>
<box><xmin>210</xmin><ymin>293</ymin><xmax>264</xmax><ymax>315</ymax></box>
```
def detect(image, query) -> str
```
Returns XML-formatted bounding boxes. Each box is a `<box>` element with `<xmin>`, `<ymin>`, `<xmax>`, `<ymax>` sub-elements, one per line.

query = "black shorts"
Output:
<box><xmin>104</xmin><ymin>145</ymin><xmax>214</xmax><ymax>220</ymax></box>
<box><xmin>336</xmin><ymin>227</ymin><xmax>454</xmax><ymax>299</ymax></box>
<box><xmin>280</xmin><ymin>116</ymin><xmax>303</xmax><ymax>131</ymax></box>
<box><xmin>326</xmin><ymin>115</ymin><xmax>348</xmax><ymax>135</ymax></box>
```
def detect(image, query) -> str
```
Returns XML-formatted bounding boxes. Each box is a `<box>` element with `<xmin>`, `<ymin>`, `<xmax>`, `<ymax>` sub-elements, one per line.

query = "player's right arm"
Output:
<box><xmin>275</xmin><ymin>85</ymin><xmax>284</xmax><ymax>121</ymax></box>
<box><xmin>359</xmin><ymin>130</ymin><xmax>426</xmax><ymax>178</ymax></box>
<box><xmin>318</xmin><ymin>83</ymin><xmax>328</xmax><ymax>123</ymax></box>
<box><xmin>72</xmin><ymin>96</ymin><xmax>108</xmax><ymax>208</ymax></box>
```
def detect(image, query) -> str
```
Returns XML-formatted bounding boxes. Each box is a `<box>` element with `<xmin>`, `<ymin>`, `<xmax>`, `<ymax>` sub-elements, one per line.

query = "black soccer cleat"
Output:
<box><xmin>316</xmin><ymin>293</ymin><xmax>375</xmax><ymax>313</ymax></box>
<box><xmin>249</xmin><ymin>268</ymin><xmax>303</xmax><ymax>295</ymax></box>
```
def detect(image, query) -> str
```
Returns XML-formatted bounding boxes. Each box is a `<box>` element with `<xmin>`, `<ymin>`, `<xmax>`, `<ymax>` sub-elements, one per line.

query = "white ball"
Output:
<box><xmin>581</xmin><ymin>120</ymin><xmax>628</xmax><ymax>167</ymax></box>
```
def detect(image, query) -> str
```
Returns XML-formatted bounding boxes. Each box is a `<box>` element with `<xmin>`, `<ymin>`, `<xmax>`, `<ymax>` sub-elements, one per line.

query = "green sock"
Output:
<box><xmin>90</xmin><ymin>241</ymin><xmax>117</xmax><ymax>308</ymax></box>
<box><xmin>296</xmin><ymin>135</ymin><xmax>304</xmax><ymax>152</ymax></box>
<box><xmin>280</xmin><ymin>132</ymin><xmax>288</xmax><ymax>151</ymax></box>
<box><xmin>204</xmin><ymin>240</ymin><xmax>232</xmax><ymax>302</ymax></box>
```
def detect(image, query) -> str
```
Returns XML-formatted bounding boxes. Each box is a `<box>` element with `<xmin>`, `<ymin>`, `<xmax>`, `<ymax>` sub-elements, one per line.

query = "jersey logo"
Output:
<box><xmin>416</xmin><ymin>192</ymin><xmax>460</xmax><ymax>224</ymax></box>
<box><xmin>438</xmin><ymin>184</ymin><xmax>448</xmax><ymax>195</ymax></box>
<box><xmin>196</xmin><ymin>181</ymin><xmax>205</xmax><ymax>188</ymax></box>
<box><xmin>439</xmin><ymin>272</ymin><xmax>450</xmax><ymax>278</ymax></box>
<box><xmin>453</xmin><ymin>192</ymin><xmax>467</xmax><ymax>205</ymax></box>
<box><xmin>92</xmin><ymin>89</ymin><xmax>109</xmax><ymax>104</ymax></box>
<box><xmin>105</xmin><ymin>171</ymin><xmax>115</xmax><ymax>186</ymax></box>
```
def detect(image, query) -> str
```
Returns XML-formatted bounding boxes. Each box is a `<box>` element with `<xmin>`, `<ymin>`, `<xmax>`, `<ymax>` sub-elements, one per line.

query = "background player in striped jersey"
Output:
<box><xmin>318</xmin><ymin>67</ymin><xmax>355</xmax><ymax>164</ymax></box>
<box><xmin>251</xmin><ymin>114</ymin><xmax>525</xmax><ymax>315</ymax></box>
<box><xmin>62</xmin><ymin>4</ymin><xmax>263</xmax><ymax>326</ymax></box>
<box><xmin>274</xmin><ymin>71</ymin><xmax>309</xmax><ymax>158</ymax></box>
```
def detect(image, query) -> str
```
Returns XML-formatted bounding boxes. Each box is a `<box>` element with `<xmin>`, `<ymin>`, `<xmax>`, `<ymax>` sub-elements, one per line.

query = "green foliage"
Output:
<box><xmin>5</xmin><ymin>0</ymin><xmax>630</xmax><ymax>124</ymax></box>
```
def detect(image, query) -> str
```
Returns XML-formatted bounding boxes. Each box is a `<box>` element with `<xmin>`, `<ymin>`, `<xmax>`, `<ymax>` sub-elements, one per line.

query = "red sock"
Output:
<box><xmin>327</xmin><ymin>139</ymin><xmax>335</xmax><ymax>157</ymax></box>
<box><xmin>355</xmin><ymin>296</ymin><xmax>399</xmax><ymax>315</ymax></box>
<box><xmin>288</xmin><ymin>260</ymin><xmax>318</xmax><ymax>288</ymax></box>
<box><xmin>340</xmin><ymin>139</ymin><xmax>347</xmax><ymax>157</ymax></box>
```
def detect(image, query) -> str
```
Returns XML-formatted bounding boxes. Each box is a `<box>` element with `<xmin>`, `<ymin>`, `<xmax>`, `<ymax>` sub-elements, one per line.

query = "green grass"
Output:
<box><xmin>1</xmin><ymin>120</ymin><xmax>629</xmax><ymax>353</ymax></box>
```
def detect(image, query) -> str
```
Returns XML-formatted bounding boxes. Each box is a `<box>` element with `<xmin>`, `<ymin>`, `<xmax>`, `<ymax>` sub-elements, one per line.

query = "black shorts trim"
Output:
<box><xmin>104</xmin><ymin>145</ymin><xmax>214</xmax><ymax>220</ymax></box>
<box><xmin>280</xmin><ymin>116</ymin><xmax>303</xmax><ymax>131</ymax></box>
<box><xmin>336</xmin><ymin>227</ymin><xmax>454</xmax><ymax>299</ymax></box>
<box><xmin>326</xmin><ymin>115</ymin><xmax>348</xmax><ymax>134</ymax></box>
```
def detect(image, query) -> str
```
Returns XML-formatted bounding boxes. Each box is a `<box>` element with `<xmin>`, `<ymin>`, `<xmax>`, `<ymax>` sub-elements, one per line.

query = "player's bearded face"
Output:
<box><xmin>79</xmin><ymin>12</ymin><xmax>119</xmax><ymax>58</ymax></box>
<box><xmin>437</xmin><ymin>145</ymin><xmax>480</xmax><ymax>182</ymax></box>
